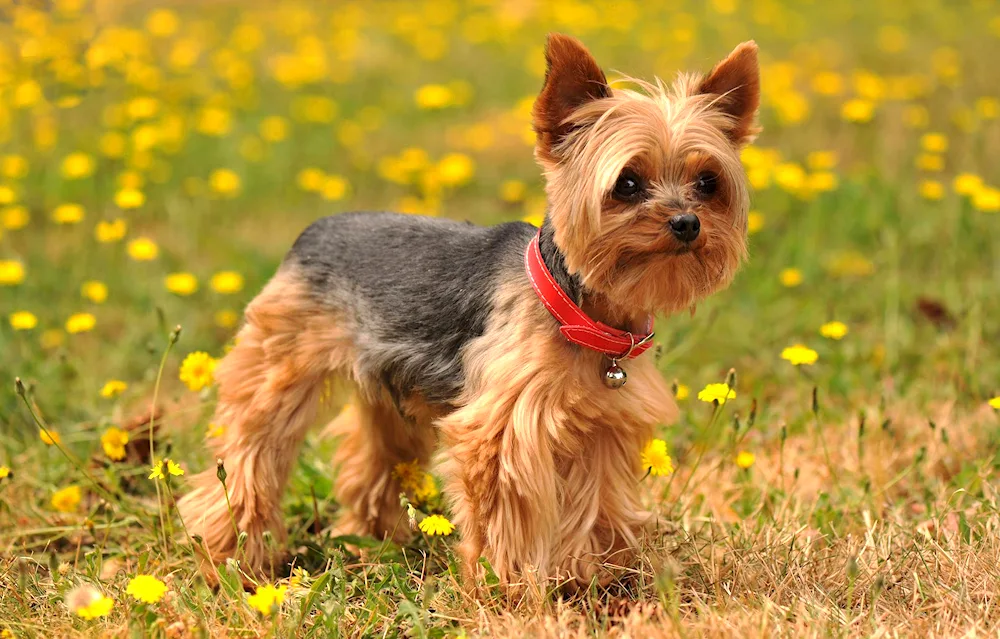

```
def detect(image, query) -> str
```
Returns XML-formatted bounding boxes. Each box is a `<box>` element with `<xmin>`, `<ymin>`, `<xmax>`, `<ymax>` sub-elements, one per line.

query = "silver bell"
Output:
<box><xmin>603</xmin><ymin>362</ymin><xmax>627</xmax><ymax>389</ymax></box>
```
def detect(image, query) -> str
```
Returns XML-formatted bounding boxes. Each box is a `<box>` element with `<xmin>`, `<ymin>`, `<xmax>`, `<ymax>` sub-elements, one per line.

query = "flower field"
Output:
<box><xmin>2</xmin><ymin>0</ymin><xmax>1000</xmax><ymax>636</ymax></box>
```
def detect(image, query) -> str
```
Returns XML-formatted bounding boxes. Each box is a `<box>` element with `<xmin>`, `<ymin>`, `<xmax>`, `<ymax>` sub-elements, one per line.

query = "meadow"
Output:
<box><xmin>1</xmin><ymin>0</ymin><xmax>1000</xmax><ymax>636</ymax></box>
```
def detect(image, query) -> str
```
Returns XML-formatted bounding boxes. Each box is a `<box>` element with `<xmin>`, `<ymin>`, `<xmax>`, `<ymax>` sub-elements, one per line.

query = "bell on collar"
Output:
<box><xmin>603</xmin><ymin>360</ymin><xmax>627</xmax><ymax>389</ymax></box>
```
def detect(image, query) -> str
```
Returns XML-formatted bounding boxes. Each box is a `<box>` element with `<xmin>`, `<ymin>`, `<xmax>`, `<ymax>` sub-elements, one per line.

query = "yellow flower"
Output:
<box><xmin>149</xmin><ymin>458</ymin><xmax>184</xmax><ymax>480</ymax></box>
<box><xmin>820</xmin><ymin>321</ymin><xmax>848</xmax><ymax>340</ymax></box>
<box><xmin>10</xmin><ymin>310</ymin><xmax>37</xmax><ymax>330</ymax></box>
<box><xmin>1</xmin><ymin>154</ymin><xmax>29</xmax><ymax>179</ymax></box>
<box><xmin>66</xmin><ymin>584</ymin><xmax>113</xmax><ymax>620</ymax></box>
<box><xmin>841</xmin><ymin>99</ymin><xmax>875</xmax><ymax>123</ymax></box>
<box><xmin>915</xmin><ymin>154</ymin><xmax>943</xmax><ymax>172</ymax></box>
<box><xmin>747</xmin><ymin>211</ymin><xmax>764</xmax><ymax>234</ymax></box>
<box><xmin>320</xmin><ymin>175</ymin><xmax>349</xmax><ymax>201</ymax></box>
<box><xmin>0</xmin><ymin>185</ymin><xmax>17</xmax><ymax>204</ymax></box>
<box><xmin>206</xmin><ymin>423</ymin><xmax>226</xmax><ymax>438</ymax></box>
<box><xmin>146</xmin><ymin>8</ymin><xmax>179</xmax><ymax>37</ymax></box>
<box><xmin>41</xmin><ymin>329</ymin><xmax>65</xmax><ymax>350</ymax></box>
<box><xmin>209</xmin><ymin>169</ymin><xmax>241</xmax><ymax>197</ymax></box>
<box><xmin>164</xmin><ymin>272</ymin><xmax>198</xmax><ymax>296</ymax></box>
<box><xmin>811</xmin><ymin>71</ymin><xmax>843</xmax><ymax>95</ymax></box>
<box><xmin>125</xmin><ymin>575</ymin><xmax>168</xmax><ymax>604</ymax></box>
<box><xmin>675</xmin><ymin>383</ymin><xmax>690</xmax><ymax>400</ymax></box>
<box><xmin>259</xmin><ymin>115</ymin><xmax>289</xmax><ymax>142</ymax></box>
<box><xmin>179</xmin><ymin>351</ymin><xmax>217</xmax><ymax>391</ymax></box>
<box><xmin>95</xmin><ymin>219</ymin><xmax>127</xmax><ymax>243</ymax></box>
<box><xmin>953</xmin><ymin>173</ymin><xmax>983</xmax><ymax>196</ymax></box>
<box><xmin>247</xmin><ymin>584</ymin><xmax>287</xmax><ymax>616</ymax></box>
<box><xmin>436</xmin><ymin>153</ymin><xmax>475</xmax><ymax>187</ymax></box>
<box><xmin>101</xmin><ymin>427</ymin><xmax>129</xmax><ymax>461</ymax></box>
<box><xmin>51</xmin><ymin>485</ymin><xmax>81</xmax><ymax>512</ymax></box>
<box><xmin>99</xmin><ymin>131</ymin><xmax>127</xmax><ymax>158</ymax></box>
<box><xmin>127</xmin><ymin>237</ymin><xmax>159</xmax><ymax>261</ymax></box>
<box><xmin>40</xmin><ymin>430</ymin><xmax>62</xmax><ymax>446</ymax></box>
<box><xmin>522</xmin><ymin>212</ymin><xmax>545</xmax><ymax>227</ymax></box>
<box><xmin>0</xmin><ymin>466</ymin><xmax>9</xmax><ymax>480</ymax></box>
<box><xmin>972</xmin><ymin>187</ymin><xmax>1000</xmax><ymax>212</ymax></box>
<box><xmin>394</xmin><ymin>460</ymin><xmax>439</xmax><ymax>503</ymax></box>
<box><xmin>919</xmin><ymin>180</ymin><xmax>945</xmax><ymax>201</ymax></box>
<box><xmin>0</xmin><ymin>260</ymin><xmax>25</xmax><ymax>285</ymax></box>
<box><xmin>806</xmin><ymin>172</ymin><xmax>838</xmax><ymax>193</ymax></box>
<box><xmin>66</xmin><ymin>312</ymin><xmax>96</xmax><ymax>334</ymax></box>
<box><xmin>640</xmin><ymin>439</ymin><xmax>674</xmax><ymax>477</ymax></box>
<box><xmin>2</xmin><ymin>205</ymin><xmax>29</xmax><ymax>230</ymax></box>
<box><xmin>806</xmin><ymin>151</ymin><xmax>838</xmax><ymax>171</ymax></box>
<box><xmin>698</xmin><ymin>383</ymin><xmax>736</xmax><ymax>404</ymax></box>
<box><xmin>989</xmin><ymin>397</ymin><xmax>1000</xmax><ymax>410</ymax></box>
<box><xmin>779</xmin><ymin>268</ymin><xmax>803</xmax><ymax>287</ymax></box>
<box><xmin>214</xmin><ymin>310</ymin><xmax>239</xmax><ymax>328</ymax></box>
<box><xmin>61</xmin><ymin>152</ymin><xmax>96</xmax><ymax>179</ymax></box>
<box><xmin>115</xmin><ymin>188</ymin><xmax>145</xmax><ymax>209</ymax></box>
<box><xmin>500</xmin><ymin>180</ymin><xmax>527</xmax><ymax>203</ymax></box>
<box><xmin>824</xmin><ymin>251</ymin><xmax>875</xmax><ymax>277</ymax></box>
<box><xmin>736</xmin><ymin>451</ymin><xmax>755</xmax><ymax>469</ymax></box>
<box><xmin>81</xmin><ymin>281</ymin><xmax>108</xmax><ymax>304</ymax></box>
<box><xmin>415</xmin><ymin>84</ymin><xmax>454</xmax><ymax>109</ymax></box>
<box><xmin>920</xmin><ymin>132</ymin><xmax>948</xmax><ymax>153</ymax></box>
<box><xmin>297</xmin><ymin>168</ymin><xmax>325</xmax><ymax>192</ymax></box>
<box><xmin>197</xmin><ymin>107</ymin><xmax>232</xmax><ymax>137</ymax></box>
<box><xmin>774</xmin><ymin>163</ymin><xmax>805</xmax><ymax>192</ymax></box>
<box><xmin>419</xmin><ymin>514</ymin><xmax>455</xmax><ymax>536</ymax></box>
<box><xmin>781</xmin><ymin>344</ymin><xmax>819</xmax><ymax>366</ymax></box>
<box><xmin>210</xmin><ymin>271</ymin><xmax>244</xmax><ymax>294</ymax></box>
<box><xmin>100</xmin><ymin>380</ymin><xmax>128</xmax><ymax>398</ymax></box>
<box><xmin>52</xmin><ymin>203</ymin><xmax>85</xmax><ymax>224</ymax></box>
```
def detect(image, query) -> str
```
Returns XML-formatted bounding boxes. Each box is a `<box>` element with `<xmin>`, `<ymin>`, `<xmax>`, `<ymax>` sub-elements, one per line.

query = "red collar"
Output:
<box><xmin>524</xmin><ymin>231</ymin><xmax>655</xmax><ymax>360</ymax></box>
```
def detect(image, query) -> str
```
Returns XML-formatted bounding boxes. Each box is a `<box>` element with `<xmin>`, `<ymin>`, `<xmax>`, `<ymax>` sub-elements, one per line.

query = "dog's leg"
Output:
<box><xmin>329</xmin><ymin>394</ymin><xmax>435</xmax><ymax>541</ymax></box>
<box><xmin>178</xmin><ymin>268</ymin><xmax>353</xmax><ymax>577</ymax></box>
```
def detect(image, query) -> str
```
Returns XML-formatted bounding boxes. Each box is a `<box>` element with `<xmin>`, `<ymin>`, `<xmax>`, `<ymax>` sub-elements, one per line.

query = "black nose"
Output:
<box><xmin>669</xmin><ymin>214</ymin><xmax>700</xmax><ymax>242</ymax></box>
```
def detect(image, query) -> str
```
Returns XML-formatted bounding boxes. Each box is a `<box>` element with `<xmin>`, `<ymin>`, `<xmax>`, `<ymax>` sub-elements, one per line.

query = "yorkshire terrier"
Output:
<box><xmin>179</xmin><ymin>34</ymin><xmax>759</xmax><ymax>590</ymax></box>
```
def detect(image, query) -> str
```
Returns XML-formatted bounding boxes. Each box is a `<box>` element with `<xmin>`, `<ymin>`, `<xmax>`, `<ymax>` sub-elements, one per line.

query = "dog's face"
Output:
<box><xmin>533</xmin><ymin>35</ymin><xmax>760</xmax><ymax>316</ymax></box>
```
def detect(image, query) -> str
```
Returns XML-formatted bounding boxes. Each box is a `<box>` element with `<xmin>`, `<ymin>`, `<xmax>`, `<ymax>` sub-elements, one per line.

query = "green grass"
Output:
<box><xmin>2</xmin><ymin>0</ymin><xmax>1000</xmax><ymax>636</ymax></box>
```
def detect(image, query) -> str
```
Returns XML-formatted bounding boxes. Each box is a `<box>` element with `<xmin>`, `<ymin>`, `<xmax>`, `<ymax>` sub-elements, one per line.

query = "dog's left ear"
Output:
<box><xmin>698</xmin><ymin>41</ymin><xmax>760</xmax><ymax>145</ymax></box>
<box><xmin>533</xmin><ymin>33</ymin><xmax>612</xmax><ymax>158</ymax></box>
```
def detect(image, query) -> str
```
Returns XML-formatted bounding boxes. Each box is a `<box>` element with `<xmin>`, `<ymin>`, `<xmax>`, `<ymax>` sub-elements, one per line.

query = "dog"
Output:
<box><xmin>178</xmin><ymin>33</ymin><xmax>759</xmax><ymax>590</ymax></box>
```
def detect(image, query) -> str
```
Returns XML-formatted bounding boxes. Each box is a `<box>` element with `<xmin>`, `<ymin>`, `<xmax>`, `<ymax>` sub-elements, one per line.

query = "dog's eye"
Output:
<box><xmin>613</xmin><ymin>170</ymin><xmax>643</xmax><ymax>200</ymax></box>
<box><xmin>694</xmin><ymin>171</ymin><xmax>719</xmax><ymax>197</ymax></box>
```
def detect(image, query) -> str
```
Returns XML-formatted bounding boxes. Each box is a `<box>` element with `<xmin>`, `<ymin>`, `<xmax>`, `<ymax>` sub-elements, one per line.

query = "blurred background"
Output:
<box><xmin>0</xmin><ymin>0</ymin><xmax>998</xmax><ymax>439</ymax></box>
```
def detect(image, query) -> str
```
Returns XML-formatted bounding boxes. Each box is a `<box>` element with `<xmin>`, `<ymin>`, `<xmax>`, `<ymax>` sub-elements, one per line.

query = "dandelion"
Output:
<box><xmin>259</xmin><ymin>115</ymin><xmax>289</xmax><ymax>142</ymax></box>
<box><xmin>297</xmin><ymin>168</ymin><xmax>325</xmax><ymax>191</ymax></box>
<box><xmin>0</xmin><ymin>260</ymin><xmax>25</xmax><ymax>285</ymax></box>
<box><xmin>65</xmin><ymin>585</ymin><xmax>113</xmax><ymax>620</ymax></box>
<box><xmin>51</xmin><ymin>486</ymin><xmax>81</xmax><ymax>512</ymax></box>
<box><xmin>919</xmin><ymin>180</ymin><xmax>945</xmax><ymax>201</ymax></box>
<box><xmin>210</xmin><ymin>271</ymin><xmax>244</xmax><ymax>294</ymax></box>
<box><xmin>0</xmin><ymin>186</ymin><xmax>16</xmax><ymax>204</ymax></box>
<box><xmin>953</xmin><ymin>173</ymin><xmax>983</xmax><ymax>196</ymax></box>
<box><xmin>40</xmin><ymin>430</ymin><xmax>62</xmax><ymax>446</ymax></box>
<box><xmin>149</xmin><ymin>459</ymin><xmax>184</xmax><ymax>480</ymax></box>
<box><xmin>52</xmin><ymin>203</ymin><xmax>84</xmax><ymax>224</ymax></box>
<box><xmin>820</xmin><ymin>321</ymin><xmax>849</xmax><ymax>339</ymax></box>
<box><xmin>779</xmin><ymin>268</ymin><xmax>803</xmax><ymax>287</ymax></box>
<box><xmin>675</xmin><ymin>383</ymin><xmax>690</xmax><ymax>400</ymax></box>
<box><xmin>921</xmin><ymin>132</ymin><xmax>948</xmax><ymax>153</ymax></box>
<box><xmin>989</xmin><ymin>397</ymin><xmax>1000</xmax><ymax>409</ymax></box>
<box><xmin>320</xmin><ymin>175</ymin><xmax>349</xmax><ymax>201</ymax></box>
<box><xmin>0</xmin><ymin>466</ymin><xmax>9</xmax><ymax>481</ymax></box>
<box><xmin>209</xmin><ymin>168</ymin><xmax>241</xmax><ymax>197</ymax></box>
<box><xmin>206</xmin><ymin>423</ymin><xmax>225</xmax><ymax>438</ymax></box>
<box><xmin>127</xmin><ymin>237</ymin><xmax>159</xmax><ymax>261</ymax></box>
<box><xmin>640</xmin><ymin>439</ymin><xmax>674</xmax><ymax>477</ymax></box>
<box><xmin>915</xmin><ymin>154</ymin><xmax>943</xmax><ymax>172</ymax></box>
<box><xmin>247</xmin><ymin>584</ymin><xmax>287</xmax><ymax>616</ymax></box>
<box><xmin>419</xmin><ymin>514</ymin><xmax>455</xmax><ymax>536</ymax></box>
<box><xmin>841</xmin><ymin>98</ymin><xmax>875</xmax><ymax>123</ymax></box>
<box><xmin>164</xmin><ymin>272</ymin><xmax>198</xmax><ymax>296</ymax></box>
<box><xmin>81</xmin><ymin>281</ymin><xmax>108</xmax><ymax>304</ymax></box>
<box><xmin>41</xmin><ymin>329</ymin><xmax>65</xmax><ymax>350</ymax></box>
<box><xmin>1</xmin><ymin>154</ymin><xmax>29</xmax><ymax>179</ymax></box>
<box><xmin>698</xmin><ymin>383</ymin><xmax>736</xmax><ymax>404</ymax></box>
<box><xmin>436</xmin><ymin>153</ymin><xmax>475</xmax><ymax>186</ymax></box>
<box><xmin>61</xmin><ymin>152</ymin><xmax>95</xmax><ymax>179</ymax></box>
<box><xmin>781</xmin><ymin>344</ymin><xmax>819</xmax><ymax>366</ymax></box>
<box><xmin>125</xmin><ymin>575</ymin><xmax>168</xmax><ymax>604</ymax></box>
<box><xmin>747</xmin><ymin>211</ymin><xmax>764</xmax><ymax>234</ymax></box>
<box><xmin>146</xmin><ymin>8</ymin><xmax>179</xmax><ymax>37</ymax></box>
<box><xmin>2</xmin><ymin>205</ymin><xmax>29</xmax><ymax>230</ymax></box>
<box><xmin>93</xmin><ymin>381</ymin><xmax>125</xmax><ymax>401</ymax></box>
<box><xmin>114</xmin><ymin>188</ymin><xmax>145</xmax><ymax>209</ymax></box>
<box><xmin>415</xmin><ymin>84</ymin><xmax>453</xmax><ymax>109</ymax></box>
<box><xmin>214</xmin><ymin>309</ymin><xmax>238</xmax><ymax>328</ymax></box>
<box><xmin>972</xmin><ymin>187</ymin><xmax>1000</xmax><ymax>212</ymax></box>
<box><xmin>95</xmin><ymin>219</ymin><xmax>127</xmax><ymax>243</ymax></box>
<box><xmin>736</xmin><ymin>451</ymin><xmax>756</xmax><ymax>469</ymax></box>
<box><xmin>179</xmin><ymin>351</ymin><xmax>217</xmax><ymax>391</ymax></box>
<box><xmin>101</xmin><ymin>427</ymin><xmax>129</xmax><ymax>461</ymax></box>
<box><xmin>66</xmin><ymin>312</ymin><xmax>96</xmax><ymax>334</ymax></box>
<box><xmin>9</xmin><ymin>310</ymin><xmax>37</xmax><ymax>330</ymax></box>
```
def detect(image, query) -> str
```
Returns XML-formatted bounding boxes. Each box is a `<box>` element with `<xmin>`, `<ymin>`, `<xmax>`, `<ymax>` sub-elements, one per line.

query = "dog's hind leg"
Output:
<box><xmin>178</xmin><ymin>267</ymin><xmax>354</xmax><ymax>578</ymax></box>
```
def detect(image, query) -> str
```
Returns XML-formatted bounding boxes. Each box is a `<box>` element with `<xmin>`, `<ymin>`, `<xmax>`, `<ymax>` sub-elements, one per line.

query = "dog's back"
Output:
<box><xmin>286</xmin><ymin>212</ymin><xmax>535</xmax><ymax>403</ymax></box>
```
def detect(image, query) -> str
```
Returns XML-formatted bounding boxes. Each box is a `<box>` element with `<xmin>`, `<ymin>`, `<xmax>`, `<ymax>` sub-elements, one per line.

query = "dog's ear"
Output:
<box><xmin>533</xmin><ymin>33</ymin><xmax>611</xmax><ymax>157</ymax></box>
<box><xmin>697</xmin><ymin>41</ymin><xmax>760</xmax><ymax>145</ymax></box>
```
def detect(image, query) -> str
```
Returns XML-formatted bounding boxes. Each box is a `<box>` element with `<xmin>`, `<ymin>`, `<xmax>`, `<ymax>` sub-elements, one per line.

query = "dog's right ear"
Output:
<box><xmin>533</xmin><ymin>34</ymin><xmax>611</xmax><ymax>158</ymax></box>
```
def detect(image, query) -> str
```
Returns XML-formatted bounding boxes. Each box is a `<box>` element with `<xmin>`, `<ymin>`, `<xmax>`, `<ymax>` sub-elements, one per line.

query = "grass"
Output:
<box><xmin>2</xmin><ymin>0</ymin><xmax>1000</xmax><ymax>636</ymax></box>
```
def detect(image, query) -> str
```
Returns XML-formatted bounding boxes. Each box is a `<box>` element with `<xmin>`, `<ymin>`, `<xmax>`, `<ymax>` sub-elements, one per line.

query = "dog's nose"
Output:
<box><xmin>668</xmin><ymin>214</ymin><xmax>700</xmax><ymax>243</ymax></box>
